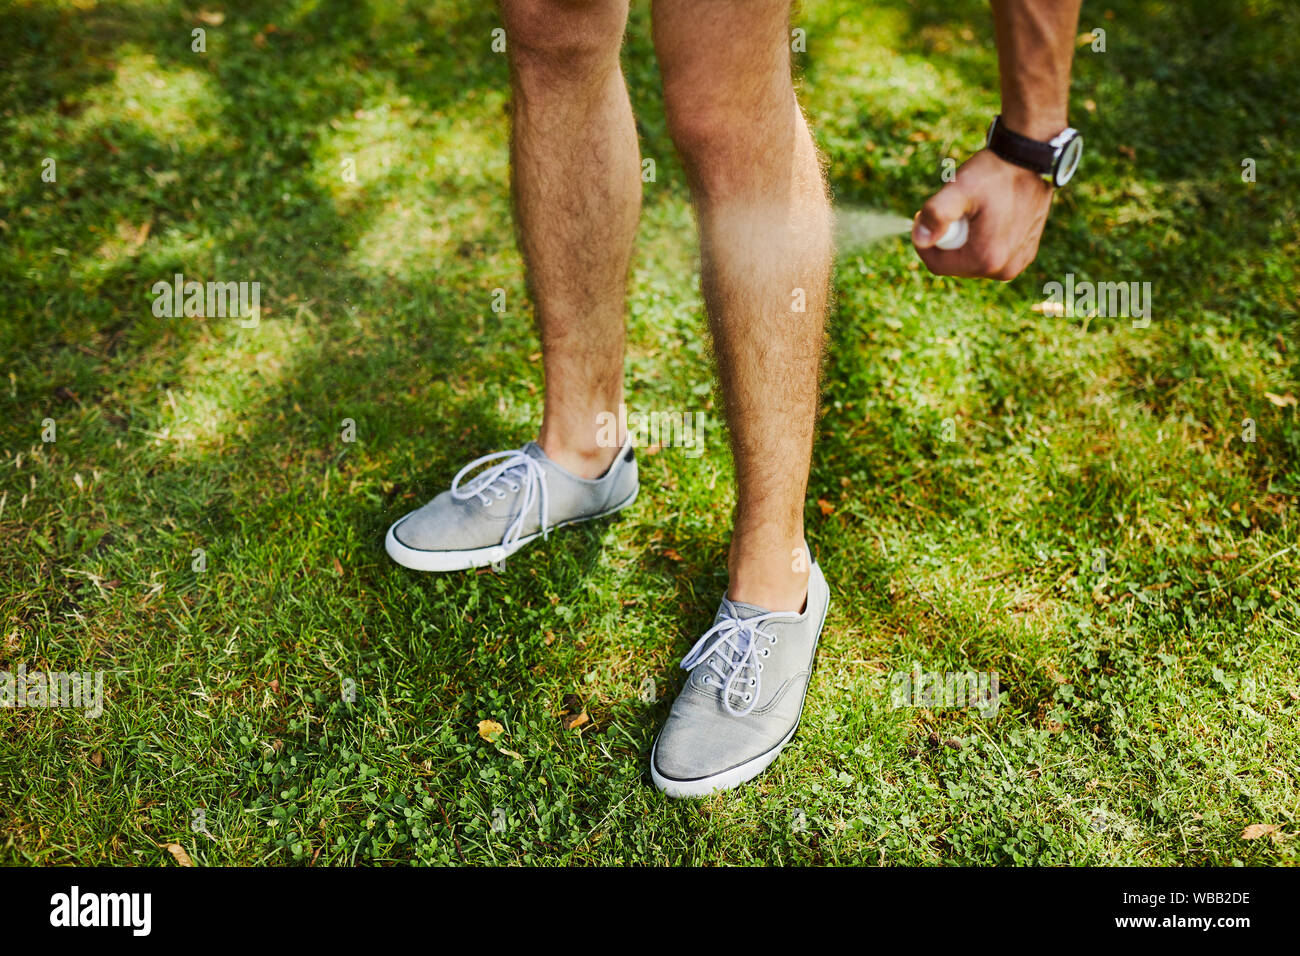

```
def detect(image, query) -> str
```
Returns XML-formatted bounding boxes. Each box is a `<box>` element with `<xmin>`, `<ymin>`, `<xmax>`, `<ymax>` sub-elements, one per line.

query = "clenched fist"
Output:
<box><xmin>911</xmin><ymin>149</ymin><xmax>1056</xmax><ymax>281</ymax></box>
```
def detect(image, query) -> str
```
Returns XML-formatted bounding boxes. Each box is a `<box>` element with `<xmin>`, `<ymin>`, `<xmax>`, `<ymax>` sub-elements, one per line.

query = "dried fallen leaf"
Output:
<box><xmin>562</xmin><ymin>711</ymin><xmax>589</xmax><ymax>731</ymax></box>
<box><xmin>817</xmin><ymin>498</ymin><xmax>835</xmax><ymax>516</ymax></box>
<box><xmin>161</xmin><ymin>843</ymin><xmax>193</xmax><ymax>866</ymax></box>
<box><xmin>332</xmin><ymin>556</ymin><xmax>344</xmax><ymax>576</ymax></box>
<box><xmin>498</xmin><ymin>747</ymin><xmax>524</xmax><ymax>760</ymax></box>
<box><xmin>1117</xmin><ymin>144</ymin><xmax>1137</xmax><ymax>160</ymax></box>
<box><xmin>1241</xmin><ymin>823</ymin><xmax>1280</xmax><ymax>841</ymax></box>
<box><xmin>662</xmin><ymin>548</ymin><xmax>682</xmax><ymax>562</ymax></box>
<box><xmin>1265</xmin><ymin>392</ymin><xmax>1297</xmax><ymax>407</ymax></box>
<box><xmin>89</xmin><ymin>750</ymin><xmax>103</xmax><ymax>768</ymax></box>
<box><xmin>477</xmin><ymin>719</ymin><xmax>504</xmax><ymax>743</ymax></box>
<box><xmin>196</xmin><ymin>10</ymin><xmax>225</xmax><ymax>26</ymax></box>
<box><xmin>1032</xmin><ymin>300</ymin><xmax>1066</xmax><ymax>317</ymax></box>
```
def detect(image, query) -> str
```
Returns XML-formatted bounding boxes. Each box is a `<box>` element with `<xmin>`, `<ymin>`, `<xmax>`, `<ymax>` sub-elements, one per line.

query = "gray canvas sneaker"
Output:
<box><xmin>651</xmin><ymin>558</ymin><xmax>830</xmax><ymax>798</ymax></box>
<box><xmin>385</xmin><ymin>438</ymin><xmax>638</xmax><ymax>571</ymax></box>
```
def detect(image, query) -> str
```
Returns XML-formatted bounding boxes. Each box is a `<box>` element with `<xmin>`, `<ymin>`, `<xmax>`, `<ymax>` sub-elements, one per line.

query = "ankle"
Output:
<box><xmin>538</xmin><ymin>433</ymin><xmax>622</xmax><ymax>480</ymax></box>
<box><xmin>727</xmin><ymin>535</ymin><xmax>811</xmax><ymax>613</ymax></box>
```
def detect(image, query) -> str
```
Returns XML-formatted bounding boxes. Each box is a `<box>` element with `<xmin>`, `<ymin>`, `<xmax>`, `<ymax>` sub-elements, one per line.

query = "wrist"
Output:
<box><xmin>982</xmin><ymin>147</ymin><xmax>1055</xmax><ymax>192</ymax></box>
<box><xmin>984</xmin><ymin>113</ymin><xmax>1083</xmax><ymax>188</ymax></box>
<box><xmin>996</xmin><ymin>107</ymin><xmax>1068</xmax><ymax>142</ymax></box>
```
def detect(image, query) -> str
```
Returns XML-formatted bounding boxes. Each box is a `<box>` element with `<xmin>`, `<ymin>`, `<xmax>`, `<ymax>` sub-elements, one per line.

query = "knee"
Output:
<box><xmin>501</xmin><ymin>0</ymin><xmax>626</xmax><ymax>87</ymax></box>
<box><xmin>662</xmin><ymin>87</ymin><xmax>734</xmax><ymax>171</ymax></box>
<box><xmin>661</xmin><ymin>80</ymin><xmax>794</xmax><ymax>195</ymax></box>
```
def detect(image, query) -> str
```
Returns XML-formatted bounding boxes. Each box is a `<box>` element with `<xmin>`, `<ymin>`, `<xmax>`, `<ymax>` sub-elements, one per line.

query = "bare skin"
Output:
<box><xmin>502</xmin><ymin>0</ymin><xmax>1082</xmax><ymax>613</ymax></box>
<box><xmin>913</xmin><ymin>0</ymin><xmax>1084</xmax><ymax>279</ymax></box>
<box><xmin>503</xmin><ymin>0</ymin><xmax>826</xmax><ymax>612</ymax></box>
<box><xmin>653</xmin><ymin>0</ymin><xmax>831</xmax><ymax>612</ymax></box>
<box><xmin>503</xmin><ymin>0</ymin><xmax>639</xmax><ymax>479</ymax></box>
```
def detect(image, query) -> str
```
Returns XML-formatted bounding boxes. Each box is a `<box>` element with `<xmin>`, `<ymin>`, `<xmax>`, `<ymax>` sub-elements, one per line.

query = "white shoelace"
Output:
<box><xmin>449</xmin><ymin>449</ymin><xmax>549</xmax><ymax>554</ymax></box>
<box><xmin>680</xmin><ymin>599</ymin><xmax>798</xmax><ymax>717</ymax></box>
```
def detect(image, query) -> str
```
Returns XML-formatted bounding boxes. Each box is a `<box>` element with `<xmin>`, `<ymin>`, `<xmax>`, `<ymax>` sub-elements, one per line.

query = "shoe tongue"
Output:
<box><xmin>718</xmin><ymin>599</ymin><xmax>769</xmax><ymax>623</ymax></box>
<box><xmin>712</xmin><ymin>599</ymin><xmax>771</xmax><ymax>666</ymax></box>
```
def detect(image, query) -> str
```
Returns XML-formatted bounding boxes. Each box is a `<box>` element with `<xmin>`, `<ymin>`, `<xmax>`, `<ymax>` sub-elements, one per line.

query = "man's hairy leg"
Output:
<box><xmin>503</xmin><ymin>0</ymin><xmax>640</xmax><ymax>478</ymax></box>
<box><xmin>654</xmin><ymin>0</ymin><xmax>832</xmax><ymax>612</ymax></box>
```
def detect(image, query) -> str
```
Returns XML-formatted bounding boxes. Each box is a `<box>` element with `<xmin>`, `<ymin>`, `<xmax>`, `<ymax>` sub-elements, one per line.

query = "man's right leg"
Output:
<box><xmin>384</xmin><ymin>0</ymin><xmax>640</xmax><ymax>572</ymax></box>
<box><xmin>503</xmin><ymin>0</ymin><xmax>640</xmax><ymax>479</ymax></box>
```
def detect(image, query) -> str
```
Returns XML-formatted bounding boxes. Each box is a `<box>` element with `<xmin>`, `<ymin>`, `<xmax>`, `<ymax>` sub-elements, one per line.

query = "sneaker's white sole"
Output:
<box><xmin>384</xmin><ymin>487</ymin><xmax>638</xmax><ymax>572</ymax></box>
<box><xmin>650</xmin><ymin>723</ymin><xmax>801</xmax><ymax>799</ymax></box>
<box><xmin>649</xmin><ymin>589</ymin><xmax>830</xmax><ymax>799</ymax></box>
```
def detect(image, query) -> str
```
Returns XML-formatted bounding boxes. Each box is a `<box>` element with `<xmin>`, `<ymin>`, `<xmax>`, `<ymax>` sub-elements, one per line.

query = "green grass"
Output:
<box><xmin>1</xmin><ymin>0</ymin><xmax>1297</xmax><ymax>866</ymax></box>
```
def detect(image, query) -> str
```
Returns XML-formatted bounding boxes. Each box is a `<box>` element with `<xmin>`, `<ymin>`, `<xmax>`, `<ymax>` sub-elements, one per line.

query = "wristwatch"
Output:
<box><xmin>985</xmin><ymin>115</ymin><xmax>1083</xmax><ymax>187</ymax></box>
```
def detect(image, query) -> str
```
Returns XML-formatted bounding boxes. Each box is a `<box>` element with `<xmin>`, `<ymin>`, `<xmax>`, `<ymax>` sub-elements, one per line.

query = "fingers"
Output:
<box><xmin>912</xmin><ymin>186</ymin><xmax>1029</xmax><ymax>279</ymax></box>
<box><xmin>911</xmin><ymin>150</ymin><xmax>1052</xmax><ymax>279</ymax></box>
<box><xmin>930</xmin><ymin>238</ymin><xmax>1022</xmax><ymax>278</ymax></box>
<box><xmin>993</xmin><ymin>233</ymin><xmax>1039</xmax><ymax>281</ymax></box>
<box><xmin>911</xmin><ymin>181</ymin><xmax>972</xmax><ymax>250</ymax></box>
<box><xmin>914</xmin><ymin>214</ymin><xmax>1013</xmax><ymax>278</ymax></box>
<box><xmin>912</xmin><ymin>182</ymin><xmax>1006</xmax><ymax>278</ymax></box>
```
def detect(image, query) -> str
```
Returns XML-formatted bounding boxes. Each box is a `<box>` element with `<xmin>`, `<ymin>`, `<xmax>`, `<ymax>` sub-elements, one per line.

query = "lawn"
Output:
<box><xmin>1</xmin><ymin>0</ymin><xmax>1297</xmax><ymax>866</ymax></box>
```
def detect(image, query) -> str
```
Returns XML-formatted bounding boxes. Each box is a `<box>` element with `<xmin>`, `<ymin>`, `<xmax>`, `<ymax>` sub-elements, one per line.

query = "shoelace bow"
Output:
<box><xmin>680</xmin><ymin>598</ymin><xmax>798</xmax><ymax>717</ymax></box>
<box><xmin>450</xmin><ymin>449</ymin><xmax>549</xmax><ymax>554</ymax></box>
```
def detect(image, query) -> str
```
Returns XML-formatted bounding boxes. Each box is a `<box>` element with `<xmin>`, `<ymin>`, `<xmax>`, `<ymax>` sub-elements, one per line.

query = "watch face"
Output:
<box><xmin>1054</xmin><ymin>133</ymin><xmax>1083</xmax><ymax>186</ymax></box>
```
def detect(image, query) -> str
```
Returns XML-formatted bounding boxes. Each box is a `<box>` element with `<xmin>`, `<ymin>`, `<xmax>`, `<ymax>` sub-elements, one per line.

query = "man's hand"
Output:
<box><xmin>913</xmin><ymin>0</ymin><xmax>1084</xmax><ymax>280</ymax></box>
<box><xmin>911</xmin><ymin>149</ymin><xmax>1054</xmax><ymax>281</ymax></box>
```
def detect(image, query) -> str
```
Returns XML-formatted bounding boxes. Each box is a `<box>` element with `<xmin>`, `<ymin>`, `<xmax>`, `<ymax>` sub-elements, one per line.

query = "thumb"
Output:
<box><xmin>912</xmin><ymin>182</ymin><xmax>972</xmax><ymax>249</ymax></box>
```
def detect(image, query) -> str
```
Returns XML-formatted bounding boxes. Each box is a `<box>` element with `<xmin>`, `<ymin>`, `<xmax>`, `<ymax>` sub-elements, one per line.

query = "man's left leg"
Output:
<box><xmin>656</xmin><ymin>0</ymin><xmax>831</xmax><ymax>613</ymax></box>
<box><xmin>649</xmin><ymin>0</ymin><xmax>834</xmax><ymax>797</ymax></box>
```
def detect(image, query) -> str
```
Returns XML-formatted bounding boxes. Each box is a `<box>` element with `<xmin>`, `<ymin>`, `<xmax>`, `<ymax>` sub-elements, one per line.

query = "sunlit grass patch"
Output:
<box><xmin>78</xmin><ymin>48</ymin><xmax>225</xmax><ymax>150</ymax></box>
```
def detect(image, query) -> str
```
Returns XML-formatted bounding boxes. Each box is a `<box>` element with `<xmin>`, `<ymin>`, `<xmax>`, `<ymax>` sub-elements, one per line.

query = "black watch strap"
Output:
<box><xmin>986</xmin><ymin>115</ymin><xmax>1056</xmax><ymax>176</ymax></box>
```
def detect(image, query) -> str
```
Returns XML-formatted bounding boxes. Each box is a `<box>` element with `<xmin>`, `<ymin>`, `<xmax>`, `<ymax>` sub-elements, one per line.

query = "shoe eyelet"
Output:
<box><xmin>743</xmin><ymin>694</ymin><xmax>752</xmax><ymax>702</ymax></box>
<box><xmin>761</xmin><ymin>649</ymin><xmax>769</xmax><ymax>657</ymax></box>
<box><xmin>749</xmin><ymin>679</ymin><xmax>756</xmax><ymax>686</ymax></box>
<box><xmin>702</xmin><ymin>676</ymin><xmax>711</xmax><ymax>686</ymax></box>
